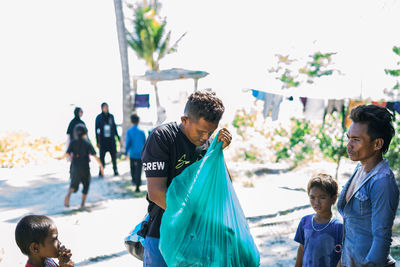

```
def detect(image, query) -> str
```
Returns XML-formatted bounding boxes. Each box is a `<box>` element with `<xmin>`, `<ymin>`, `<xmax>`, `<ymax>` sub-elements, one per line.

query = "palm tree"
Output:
<box><xmin>127</xmin><ymin>2</ymin><xmax>185</xmax><ymax>124</ymax></box>
<box><xmin>113</xmin><ymin>0</ymin><xmax>133</xmax><ymax>148</ymax></box>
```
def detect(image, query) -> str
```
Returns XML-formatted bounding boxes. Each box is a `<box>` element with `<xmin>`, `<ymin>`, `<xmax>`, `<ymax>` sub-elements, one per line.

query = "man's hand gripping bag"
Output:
<box><xmin>159</xmin><ymin>135</ymin><xmax>260</xmax><ymax>266</ymax></box>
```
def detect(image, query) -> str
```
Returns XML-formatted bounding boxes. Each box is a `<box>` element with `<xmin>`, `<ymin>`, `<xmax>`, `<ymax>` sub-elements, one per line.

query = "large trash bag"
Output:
<box><xmin>159</xmin><ymin>134</ymin><xmax>260</xmax><ymax>266</ymax></box>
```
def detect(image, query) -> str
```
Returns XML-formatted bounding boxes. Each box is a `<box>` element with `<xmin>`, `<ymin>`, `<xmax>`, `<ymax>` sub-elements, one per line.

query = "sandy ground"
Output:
<box><xmin>1</xmin><ymin>157</ymin><xmax>399</xmax><ymax>266</ymax></box>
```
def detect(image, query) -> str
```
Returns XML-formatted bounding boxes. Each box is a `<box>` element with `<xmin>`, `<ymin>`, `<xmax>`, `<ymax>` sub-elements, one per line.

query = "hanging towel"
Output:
<box><xmin>326</xmin><ymin>99</ymin><xmax>345</xmax><ymax>114</ymax></box>
<box><xmin>263</xmin><ymin>93</ymin><xmax>283</xmax><ymax>121</ymax></box>
<box><xmin>251</xmin><ymin>89</ymin><xmax>266</xmax><ymax>101</ymax></box>
<box><xmin>304</xmin><ymin>98</ymin><xmax>326</xmax><ymax>121</ymax></box>
<box><xmin>345</xmin><ymin>99</ymin><xmax>367</xmax><ymax>128</ymax></box>
<box><xmin>300</xmin><ymin>97</ymin><xmax>308</xmax><ymax>111</ymax></box>
<box><xmin>371</xmin><ymin>101</ymin><xmax>387</xmax><ymax>108</ymax></box>
<box><xmin>386</xmin><ymin>102</ymin><xmax>400</xmax><ymax>115</ymax></box>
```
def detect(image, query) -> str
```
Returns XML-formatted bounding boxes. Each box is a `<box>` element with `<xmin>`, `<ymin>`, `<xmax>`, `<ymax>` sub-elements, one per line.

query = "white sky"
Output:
<box><xmin>1</xmin><ymin>0</ymin><xmax>399</xmax><ymax>142</ymax></box>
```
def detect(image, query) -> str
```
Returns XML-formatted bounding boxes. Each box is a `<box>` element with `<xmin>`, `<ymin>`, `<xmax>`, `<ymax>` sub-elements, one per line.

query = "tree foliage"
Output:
<box><xmin>268</xmin><ymin>51</ymin><xmax>338</xmax><ymax>89</ymax></box>
<box><xmin>268</xmin><ymin>54</ymin><xmax>301</xmax><ymax>89</ymax></box>
<box><xmin>384</xmin><ymin>46</ymin><xmax>400</xmax><ymax>91</ymax></box>
<box><xmin>127</xmin><ymin>3</ymin><xmax>185</xmax><ymax>71</ymax></box>
<box><xmin>300</xmin><ymin>52</ymin><xmax>338</xmax><ymax>83</ymax></box>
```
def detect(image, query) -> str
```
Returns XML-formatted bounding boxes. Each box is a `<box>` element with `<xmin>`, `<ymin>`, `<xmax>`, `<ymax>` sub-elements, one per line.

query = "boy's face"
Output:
<box><xmin>38</xmin><ymin>226</ymin><xmax>60</xmax><ymax>258</ymax></box>
<box><xmin>181</xmin><ymin>116</ymin><xmax>218</xmax><ymax>146</ymax></box>
<box><xmin>309</xmin><ymin>186</ymin><xmax>335</xmax><ymax>216</ymax></box>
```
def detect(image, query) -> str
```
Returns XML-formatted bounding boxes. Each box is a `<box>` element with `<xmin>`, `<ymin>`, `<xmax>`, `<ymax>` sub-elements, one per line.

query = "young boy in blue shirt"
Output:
<box><xmin>295</xmin><ymin>173</ymin><xmax>343</xmax><ymax>267</ymax></box>
<box><xmin>125</xmin><ymin>114</ymin><xmax>146</xmax><ymax>192</ymax></box>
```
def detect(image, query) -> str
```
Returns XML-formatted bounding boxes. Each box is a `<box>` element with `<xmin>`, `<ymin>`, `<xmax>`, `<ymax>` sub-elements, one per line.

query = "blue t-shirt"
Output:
<box><xmin>294</xmin><ymin>214</ymin><xmax>343</xmax><ymax>267</ymax></box>
<box><xmin>125</xmin><ymin>125</ymin><xmax>146</xmax><ymax>159</ymax></box>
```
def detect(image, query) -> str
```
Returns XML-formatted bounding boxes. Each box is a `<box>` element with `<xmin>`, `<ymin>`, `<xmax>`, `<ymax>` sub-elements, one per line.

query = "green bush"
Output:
<box><xmin>230</xmin><ymin>109</ymin><xmax>347</xmax><ymax>168</ymax></box>
<box><xmin>386</xmin><ymin>119</ymin><xmax>400</xmax><ymax>178</ymax></box>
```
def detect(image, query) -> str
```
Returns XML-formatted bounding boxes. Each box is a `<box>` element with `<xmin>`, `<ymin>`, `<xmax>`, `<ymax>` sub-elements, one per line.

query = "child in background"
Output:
<box><xmin>15</xmin><ymin>215</ymin><xmax>74</xmax><ymax>267</ymax></box>
<box><xmin>59</xmin><ymin>124</ymin><xmax>104</xmax><ymax>208</ymax></box>
<box><xmin>125</xmin><ymin>114</ymin><xmax>146</xmax><ymax>192</ymax></box>
<box><xmin>294</xmin><ymin>173</ymin><xmax>343</xmax><ymax>267</ymax></box>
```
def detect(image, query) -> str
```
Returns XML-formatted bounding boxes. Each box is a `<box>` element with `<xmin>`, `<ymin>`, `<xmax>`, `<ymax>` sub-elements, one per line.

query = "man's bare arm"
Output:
<box><xmin>147</xmin><ymin>177</ymin><xmax>168</xmax><ymax>210</ymax></box>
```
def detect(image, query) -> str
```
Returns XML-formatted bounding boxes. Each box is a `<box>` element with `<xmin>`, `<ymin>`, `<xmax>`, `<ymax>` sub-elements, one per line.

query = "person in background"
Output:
<box><xmin>59</xmin><ymin>124</ymin><xmax>104</xmax><ymax>208</ymax></box>
<box><xmin>95</xmin><ymin>102</ymin><xmax>120</xmax><ymax>176</ymax></box>
<box><xmin>66</xmin><ymin>107</ymin><xmax>85</xmax><ymax>142</ymax></box>
<box><xmin>15</xmin><ymin>215</ymin><xmax>74</xmax><ymax>267</ymax></box>
<box><xmin>294</xmin><ymin>173</ymin><xmax>343</xmax><ymax>267</ymax></box>
<box><xmin>337</xmin><ymin>104</ymin><xmax>398</xmax><ymax>267</ymax></box>
<box><xmin>125</xmin><ymin>114</ymin><xmax>146</xmax><ymax>192</ymax></box>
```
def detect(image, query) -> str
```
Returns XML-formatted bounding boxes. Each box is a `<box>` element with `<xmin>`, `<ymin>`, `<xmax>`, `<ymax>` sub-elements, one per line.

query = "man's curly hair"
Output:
<box><xmin>350</xmin><ymin>104</ymin><xmax>395</xmax><ymax>154</ymax></box>
<box><xmin>184</xmin><ymin>90</ymin><xmax>225</xmax><ymax>123</ymax></box>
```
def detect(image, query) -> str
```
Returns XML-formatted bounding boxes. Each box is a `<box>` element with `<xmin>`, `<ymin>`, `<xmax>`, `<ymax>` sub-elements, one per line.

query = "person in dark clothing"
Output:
<box><xmin>66</xmin><ymin>107</ymin><xmax>85</xmax><ymax>141</ymax></box>
<box><xmin>125</xmin><ymin>114</ymin><xmax>146</xmax><ymax>192</ymax></box>
<box><xmin>141</xmin><ymin>90</ymin><xmax>232</xmax><ymax>266</ymax></box>
<box><xmin>59</xmin><ymin>124</ymin><xmax>104</xmax><ymax>208</ymax></box>
<box><xmin>95</xmin><ymin>102</ymin><xmax>120</xmax><ymax>176</ymax></box>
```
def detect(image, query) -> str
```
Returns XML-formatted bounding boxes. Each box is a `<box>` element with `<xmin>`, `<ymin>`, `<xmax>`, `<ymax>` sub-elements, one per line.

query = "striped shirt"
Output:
<box><xmin>25</xmin><ymin>258</ymin><xmax>59</xmax><ymax>267</ymax></box>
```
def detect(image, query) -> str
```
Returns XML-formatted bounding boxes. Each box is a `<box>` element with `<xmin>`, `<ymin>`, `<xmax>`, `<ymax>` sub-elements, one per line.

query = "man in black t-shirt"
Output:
<box><xmin>141</xmin><ymin>90</ymin><xmax>232</xmax><ymax>267</ymax></box>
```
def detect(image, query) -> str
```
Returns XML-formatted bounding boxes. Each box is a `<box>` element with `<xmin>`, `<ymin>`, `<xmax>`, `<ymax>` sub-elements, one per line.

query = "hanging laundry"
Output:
<box><xmin>304</xmin><ymin>98</ymin><xmax>326</xmax><ymax>121</ymax></box>
<box><xmin>263</xmin><ymin>93</ymin><xmax>283</xmax><ymax>121</ymax></box>
<box><xmin>134</xmin><ymin>94</ymin><xmax>150</xmax><ymax>108</ymax></box>
<box><xmin>345</xmin><ymin>99</ymin><xmax>368</xmax><ymax>128</ymax></box>
<box><xmin>395</xmin><ymin>102</ymin><xmax>400</xmax><ymax>114</ymax></box>
<box><xmin>371</xmin><ymin>101</ymin><xmax>387</xmax><ymax>108</ymax></box>
<box><xmin>300</xmin><ymin>97</ymin><xmax>308</xmax><ymax>111</ymax></box>
<box><xmin>323</xmin><ymin>99</ymin><xmax>345</xmax><ymax>127</ymax></box>
<box><xmin>325</xmin><ymin>99</ymin><xmax>345</xmax><ymax>114</ymax></box>
<box><xmin>251</xmin><ymin>89</ymin><xmax>266</xmax><ymax>100</ymax></box>
<box><xmin>386</xmin><ymin>102</ymin><xmax>400</xmax><ymax>115</ymax></box>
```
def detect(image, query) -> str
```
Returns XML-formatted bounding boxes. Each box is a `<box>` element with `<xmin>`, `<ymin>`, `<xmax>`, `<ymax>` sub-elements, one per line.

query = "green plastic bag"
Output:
<box><xmin>159</xmin><ymin>135</ymin><xmax>260</xmax><ymax>266</ymax></box>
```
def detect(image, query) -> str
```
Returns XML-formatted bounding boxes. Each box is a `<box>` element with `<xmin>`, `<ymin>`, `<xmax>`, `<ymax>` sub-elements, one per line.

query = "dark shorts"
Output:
<box><xmin>143</xmin><ymin>237</ymin><xmax>167</xmax><ymax>267</ymax></box>
<box><xmin>70</xmin><ymin>172</ymin><xmax>90</xmax><ymax>195</ymax></box>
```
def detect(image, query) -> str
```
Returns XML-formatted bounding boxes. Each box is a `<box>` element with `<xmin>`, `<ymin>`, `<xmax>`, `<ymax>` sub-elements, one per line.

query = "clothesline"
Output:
<box><xmin>243</xmin><ymin>87</ymin><xmax>400</xmax><ymax>101</ymax></box>
<box><xmin>247</xmin><ymin>89</ymin><xmax>400</xmax><ymax>123</ymax></box>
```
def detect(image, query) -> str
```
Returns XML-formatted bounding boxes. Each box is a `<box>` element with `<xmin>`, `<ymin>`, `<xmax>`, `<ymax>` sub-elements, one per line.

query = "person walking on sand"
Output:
<box><xmin>125</xmin><ymin>114</ymin><xmax>146</xmax><ymax>192</ymax></box>
<box><xmin>66</xmin><ymin>107</ymin><xmax>85</xmax><ymax>142</ymax></box>
<box><xmin>337</xmin><ymin>105</ymin><xmax>398</xmax><ymax>267</ymax></box>
<box><xmin>141</xmin><ymin>90</ymin><xmax>232</xmax><ymax>267</ymax></box>
<box><xmin>59</xmin><ymin>124</ymin><xmax>104</xmax><ymax>208</ymax></box>
<box><xmin>95</xmin><ymin>102</ymin><xmax>120</xmax><ymax>176</ymax></box>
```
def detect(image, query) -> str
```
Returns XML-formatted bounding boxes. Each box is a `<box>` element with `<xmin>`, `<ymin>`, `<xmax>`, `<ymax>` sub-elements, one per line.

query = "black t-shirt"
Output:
<box><xmin>141</xmin><ymin>122</ymin><xmax>211</xmax><ymax>238</ymax></box>
<box><xmin>66</xmin><ymin>117</ymin><xmax>85</xmax><ymax>139</ymax></box>
<box><xmin>67</xmin><ymin>139</ymin><xmax>96</xmax><ymax>176</ymax></box>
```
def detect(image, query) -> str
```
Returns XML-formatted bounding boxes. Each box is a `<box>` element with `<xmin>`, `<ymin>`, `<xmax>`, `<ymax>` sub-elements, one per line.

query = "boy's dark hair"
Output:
<box><xmin>74</xmin><ymin>123</ymin><xmax>87</xmax><ymax>140</ymax></box>
<box><xmin>101</xmin><ymin>102</ymin><xmax>108</xmax><ymax>108</ymax></box>
<box><xmin>183</xmin><ymin>90</ymin><xmax>225</xmax><ymax>123</ymax></box>
<box><xmin>74</xmin><ymin>107</ymin><xmax>82</xmax><ymax>118</ymax></box>
<box><xmin>307</xmin><ymin>173</ymin><xmax>338</xmax><ymax>201</ymax></box>
<box><xmin>15</xmin><ymin>215</ymin><xmax>54</xmax><ymax>255</ymax></box>
<box><xmin>350</xmin><ymin>104</ymin><xmax>395</xmax><ymax>154</ymax></box>
<box><xmin>130</xmin><ymin>114</ymin><xmax>140</xmax><ymax>124</ymax></box>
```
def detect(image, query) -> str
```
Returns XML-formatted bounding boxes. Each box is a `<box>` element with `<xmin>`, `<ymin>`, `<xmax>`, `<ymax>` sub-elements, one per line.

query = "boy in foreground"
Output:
<box><xmin>15</xmin><ymin>215</ymin><xmax>74</xmax><ymax>267</ymax></box>
<box><xmin>295</xmin><ymin>173</ymin><xmax>343</xmax><ymax>267</ymax></box>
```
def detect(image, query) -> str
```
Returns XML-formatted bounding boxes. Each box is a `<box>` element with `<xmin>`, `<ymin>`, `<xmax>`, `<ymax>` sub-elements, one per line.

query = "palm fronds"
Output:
<box><xmin>126</xmin><ymin>3</ymin><xmax>185</xmax><ymax>71</ymax></box>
